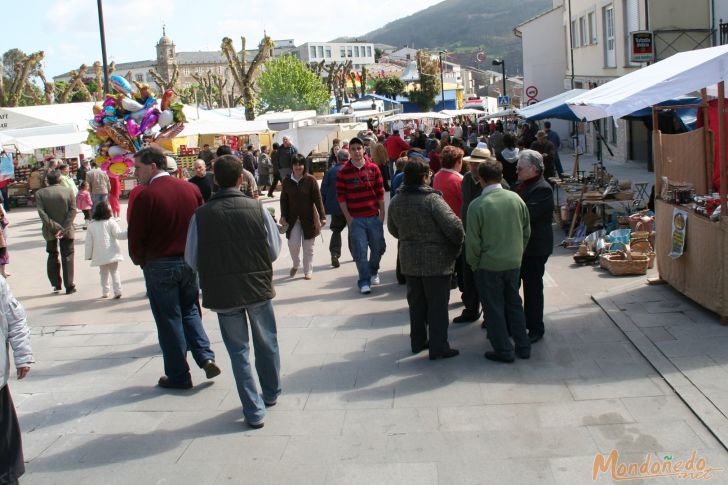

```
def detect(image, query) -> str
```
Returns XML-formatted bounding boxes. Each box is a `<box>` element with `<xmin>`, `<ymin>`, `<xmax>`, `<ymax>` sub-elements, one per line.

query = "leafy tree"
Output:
<box><xmin>258</xmin><ymin>55</ymin><xmax>329</xmax><ymax>113</ymax></box>
<box><xmin>0</xmin><ymin>48</ymin><xmax>44</xmax><ymax>107</ymax></box>
<box><xmin>373</xmin><ymin>76</ymin><xmax>405</xmax><ymax>99</ymax></box>
<box><xmin>408</xmin><ymin>50</ymin><xmax>440</xmax><ymax>111</ymax></box>
<box><xmin>374</xmin><ymin>47</ymin><xmax>384</xmax><ymax>63</ymax></box>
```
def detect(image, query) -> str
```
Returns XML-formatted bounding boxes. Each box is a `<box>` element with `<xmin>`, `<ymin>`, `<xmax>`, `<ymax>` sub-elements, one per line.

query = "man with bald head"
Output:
<box><xmin>276</xmin><ymin>136</ymin><xmax>298</xmax><ymax>185</ymax></box>
<box><xmin>188</xmin><ymin>159</ymin><xmax>214</xmax><ymax>202</ymax></box>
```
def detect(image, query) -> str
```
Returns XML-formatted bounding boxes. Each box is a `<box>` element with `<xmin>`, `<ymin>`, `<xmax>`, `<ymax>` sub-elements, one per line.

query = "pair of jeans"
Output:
<box><xmin>217</xmin><ymin>300</ymin><xmax>281</xmax><ymax>424</ymax></box>
<box><xmin>406</xmin><ymin>275</ymin><xmax>452</xmax><ymax>356</ymax></box>
<box><xmin>329</xmin><ymin>214</ymin><xmax>348</xmax><ymax>258</ymax></box>
<box><xmin>46</xmin><ymin>238</ymin><xmax>74</xmax><ymax>290</ymax></box>
<box><xmin>474</xmin><ymin>268</ymin><xmax>530</xmax><ymax>357</ymax></box>
<box><xmin>143</xmin><ymin>257</ymin><xmax>214</xmax><ymax>385</ymax></box>
<box><xmin>521</xmin><ymin>254</ymin><xmax>549</xmax><ymax>337</ymax></box>
<box><xmin>91</xmin><ymin>193</ymin><xmax>108</xmax><ymax>214</ymax></box>
<box><xmin>349</xmin><ymin>216</ymin><xmax>386</xmax><ymax>288</ymax></box>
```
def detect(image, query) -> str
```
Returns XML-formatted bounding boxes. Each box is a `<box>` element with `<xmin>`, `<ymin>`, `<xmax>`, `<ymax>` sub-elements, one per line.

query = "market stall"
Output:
<box><xmin>568</xmin><ymin>44</ymin><xmax>728</xmax><ymax>322</ymax></box>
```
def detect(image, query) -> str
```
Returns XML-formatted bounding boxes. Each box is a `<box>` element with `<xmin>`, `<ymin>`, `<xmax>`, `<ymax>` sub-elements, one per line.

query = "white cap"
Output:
<box><xmin>165</xmin><ymin>156</ymin><xmax>178</xmax><ymax>173</ymax></box>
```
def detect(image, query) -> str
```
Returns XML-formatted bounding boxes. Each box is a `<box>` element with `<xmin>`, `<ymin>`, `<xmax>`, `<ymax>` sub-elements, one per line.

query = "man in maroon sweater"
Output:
<box><xmin>129</xmin><ymin>147</ymin><xmax>220</xmax><ymax>389</ymax></box>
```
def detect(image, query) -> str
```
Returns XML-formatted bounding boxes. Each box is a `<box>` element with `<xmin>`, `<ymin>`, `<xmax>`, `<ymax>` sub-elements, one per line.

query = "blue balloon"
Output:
<box><xmin>110</xmin><ymin>75</ymin><xmax>132</xmax><ymax>96</ymax></box>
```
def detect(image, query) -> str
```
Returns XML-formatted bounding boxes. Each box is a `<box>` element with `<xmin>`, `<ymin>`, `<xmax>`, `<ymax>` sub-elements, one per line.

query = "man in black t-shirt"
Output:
<box><xmin>188</xmin><ymin>159</ymin><xmax>215</xmax><ymax>202</ymax></box>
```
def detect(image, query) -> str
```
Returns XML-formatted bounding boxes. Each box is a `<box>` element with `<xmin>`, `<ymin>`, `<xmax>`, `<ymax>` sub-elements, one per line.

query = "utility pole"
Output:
<box><xmin>96</xmin><ymin>0</ymin><xmax>110</xmax><ymax>95</ymax></box>
<box><xmin>439</xmin><ymin>50</ymin><xmax>447</xmax><ymax>110</ymax></box>
<box><xmin>492</xmin><ymin>59</ymin><xmax>506</xmax><ymax>105</ymax></box>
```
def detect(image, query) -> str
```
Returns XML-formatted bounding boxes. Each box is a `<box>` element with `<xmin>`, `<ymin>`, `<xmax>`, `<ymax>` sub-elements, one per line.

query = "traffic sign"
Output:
<box><xmin>527</xmin><ymin>98</ymin><xmax>539</xmax><ymax>106</ymax></box>
<box><xmin>497</xmin><ymin>95</ymin><xmax>510</xmax><ymax>107</ymax></box>
<box><xmin>525</xmin><ymin>85</ymin><xmax>538</xmax><ymax>98</ymax></box>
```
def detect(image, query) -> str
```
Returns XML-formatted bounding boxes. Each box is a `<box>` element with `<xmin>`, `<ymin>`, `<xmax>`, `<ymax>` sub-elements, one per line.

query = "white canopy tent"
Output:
<box><xmin>440</xmin><ymin>108</ymin><xmax>485</xmax><ymax>117</ymax></box>
<box><xmin>178</xmin><ymin>118</ymin><xmax>271</xmax><ymax>137</ymax></box>
<box><xmin>478</xmin><ymin>108</ymin><xmax>519</xmax><ymax>120</ymax></box>
<box><xmin>567</xmin><ymin>44</ymin><xmax>728</xmax><ymax>121</ymax></box>
<box><xmin>382</xmin><ymin>112</ymin><xmax>450</xmax><ymax>123</ymax></box>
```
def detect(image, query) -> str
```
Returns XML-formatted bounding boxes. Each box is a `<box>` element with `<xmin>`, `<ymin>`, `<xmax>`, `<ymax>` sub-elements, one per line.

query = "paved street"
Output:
<box><xmin>8</xmin><ymin>155</ymin><xmax>728</xmax><ymax>484</ymax></box>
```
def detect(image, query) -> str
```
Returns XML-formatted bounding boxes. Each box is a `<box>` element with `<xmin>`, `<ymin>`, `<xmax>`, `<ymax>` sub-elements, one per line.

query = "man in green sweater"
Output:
<box><xmin>466</xmin><ymin>159</ymin><xmax>532</xmax><ymax>363</ymax></box>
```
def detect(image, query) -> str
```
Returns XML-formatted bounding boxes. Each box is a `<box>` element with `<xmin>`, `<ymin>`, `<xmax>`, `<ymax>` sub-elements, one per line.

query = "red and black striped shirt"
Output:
<box><xmin>335</xmin><ymin>160</ymin><xmax>384</xmax><ymax>218</ymax></box>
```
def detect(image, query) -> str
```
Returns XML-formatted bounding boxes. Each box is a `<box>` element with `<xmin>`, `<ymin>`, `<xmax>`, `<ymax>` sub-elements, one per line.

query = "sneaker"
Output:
<box><xmin>360</xmin><ymin>284</ymin><xmax>371</xmax><ymax>294</ymax></box>
<box><xmin>304</xmin><ymin>273</ymin><xmax>312</xmax><ymax>280</ymax></box>
<box><xmin>247</xmin><ymin>419</ymin><xmax>264</xmax><ymax>429</ymax></box>
<box><xmin>371</xmin><ymin>274</ymin><xmax>380</xmax><ymax>285</ymax></box>
<box><xmin>113</xmin><ymin>294</ymin><xmax>122</xmax><ymax>299</ymax></box>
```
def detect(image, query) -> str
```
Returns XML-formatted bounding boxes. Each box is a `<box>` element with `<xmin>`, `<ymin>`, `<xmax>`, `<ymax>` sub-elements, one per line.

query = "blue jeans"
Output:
<box><xmin>143</xmin><ymin>257</ymin><xmax>214</xmax><ymax>385</ymax></box>
<box><xmin>217</xmin><ymin>300</ymin><xmax>281</xmax><ymax>423</ymax></box>
<box><xmin>349</xmin><ymin>216</ymin><xmax>386</xmax><ymax>288</ymax></box>
<box><xmin>91</xmin><ymin>193</ymin><xmax>108</xmax><ymax>214</ymax></box>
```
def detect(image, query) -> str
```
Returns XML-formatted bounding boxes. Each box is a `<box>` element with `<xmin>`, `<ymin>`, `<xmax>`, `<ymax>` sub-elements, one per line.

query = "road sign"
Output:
<box><xmin>497</xmin><ymin>95</ymin><xmax>510</xmax><ymax>107</ymax></box>
<box><xmin>525</xmin><ymin>85</ymin><xmax>538</xmax><ymax>98</ymax></box>
<box><xmin>527</xmin><ymin>98</ymin><xmax>539</xmax><ymax>106</ymax></box>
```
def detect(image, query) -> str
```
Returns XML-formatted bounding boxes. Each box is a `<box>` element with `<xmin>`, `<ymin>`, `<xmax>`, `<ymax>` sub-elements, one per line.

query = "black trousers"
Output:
<box><xmin>460</xmin><ymin>244</ymin><xmax>481</xmax><ymax>317</ymax></box>
<box><xmin>329</xmin><ymin>214</ymin><xmax>349</xmax><ymax>258</ymax></box>
<box><xmin>406</xmin><ymin>275</ymin><xmax>452</xmax><ymax>356</ymax></box>
<box><xmin>521</xmin><ymin>254</ymin><xmax>549</xmax><ymax>336</ymax></box>
<box><xmin>46</xmin><ymin>238</ymin><xmax>75</xmax><ymax>290</ymax></box>
<box><xmin>267</xmin><ymin>173</ymin><xmax>281</xmax><ymax>196</ymax></box>
<box><xmin>0</xmin><ymin>385</ymin><xmax>25</xmax><ymax>484</ymax></box>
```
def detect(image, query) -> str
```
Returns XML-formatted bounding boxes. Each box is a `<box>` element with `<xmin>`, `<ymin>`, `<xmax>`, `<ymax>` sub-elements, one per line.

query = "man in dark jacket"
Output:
<box><xmin>185</xmin><ymin>154</ymin><xmax>282</xmax><ymax>428</ymax></box>
<box><xmin>276</xmin><ymin>137</ymin><xmax>298</xmax><ymax>182</ymax></box>
<box><xmin>321</xmin><ymin>148</ymin><xmax>349</xmax><ymax>268</ymax></box>
<box><xmin>515</xmin><ymin>149</ymin><xmax>554</xmax><ymax>343</ymax></box>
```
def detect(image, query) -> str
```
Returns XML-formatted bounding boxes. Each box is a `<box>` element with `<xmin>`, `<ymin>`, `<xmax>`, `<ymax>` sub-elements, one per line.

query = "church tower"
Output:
<box><xmin>155</xmin><ymin>25</ymin><xmax>176</xmax><ymax>82</ymax></box>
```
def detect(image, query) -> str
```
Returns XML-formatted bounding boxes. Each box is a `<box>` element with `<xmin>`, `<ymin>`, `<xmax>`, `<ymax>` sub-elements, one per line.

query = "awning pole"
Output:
<box><xmin>719</xmin><ymin>81</ymin><xmax>727</xmax><ymax>217</ymax></box>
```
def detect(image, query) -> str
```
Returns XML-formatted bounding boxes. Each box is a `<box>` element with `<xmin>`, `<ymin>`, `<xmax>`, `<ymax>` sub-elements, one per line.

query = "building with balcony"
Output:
<box><xmin>297</xmin><ymin>42</ymin><xmax>376</xmax><ymax>70</ymax></box>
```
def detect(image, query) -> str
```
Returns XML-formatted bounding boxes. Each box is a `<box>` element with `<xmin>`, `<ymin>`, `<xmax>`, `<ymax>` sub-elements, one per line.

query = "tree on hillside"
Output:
<box><xmin>408</xmin><ymin>50</ymin><xmax>440</xmax><ymax>111</ymax></box>
<box><xmin>258</xmin><ymin>55</ymin><xmax>329</xmax><ymax>113</ymax></box>
<box><xmin>221</xmin><ymin>35</ymin><xmax>274</xmax><ymax>120</ymax></box>
<box><xmin>373</xmin><ymin>76</ymin><xmax>405</xmax><ymax>99</ymax></box>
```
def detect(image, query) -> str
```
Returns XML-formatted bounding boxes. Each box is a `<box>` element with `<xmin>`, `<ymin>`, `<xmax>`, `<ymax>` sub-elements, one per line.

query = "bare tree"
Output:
<box><xmin>1</xmin><ymin>50</ymin><xmax>44</xmax><ymax>107</ymax></box>
<box><xmin>37</xmin><ymin>69</ymin><xmax>55</xmax><ymax>104</ymax></box>
<box><xmin>57</xmin><ymin>64</ymin><xmax>90</xmax><ymax>103</ymax></box>
<box><xmin>148</xmin><ymin>63</ymin><xmax>179</xmax><ymax>92</ymax></box>
<box><xmin>220</xmin><ymin>35</ymin><xmax>274</xmax><ymax>120</ymax></box>
<box><xmin>191</xmin><ymin>71</ymin><xmax>215</xmax><ymax>108</ymax></box>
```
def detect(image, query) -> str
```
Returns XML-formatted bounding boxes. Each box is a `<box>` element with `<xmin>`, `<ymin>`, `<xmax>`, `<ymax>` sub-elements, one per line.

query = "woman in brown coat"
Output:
<box><xmin>280</xmin><ymin>154</ymin><xmax>326</xmax><ymax>280</ymax></box>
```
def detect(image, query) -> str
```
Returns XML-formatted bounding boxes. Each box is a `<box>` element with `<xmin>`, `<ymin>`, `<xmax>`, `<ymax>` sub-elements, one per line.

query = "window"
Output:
<box><xmin>325</xmin><ymin>47</ymin><xmax>332</xmax><ymax>58</ymax></box>
<box><xmin>347</xmin><ymin>46</ymin><xmax>353</xmax><ymax>57</ymax></box>
<box><xmin>366</xmin><ymin>46</ymin><xmax>372</xmax><ymax>57</ymax></box>
<box><xmin>136</xmin><ymin>74</ymin><xmax>143</xmax><ymax>82</ymax></box>
<box><xmin>603</xmin><ymin>5</ymin><xmax>616</xmax><ymax>67</ymax></box>
<box><xmin>310</xmin><ymin>46</ymin><xmax>316</xmax><ymax>58</ymax></box>
<box><xmin>571</xmin><ymin>19</ymin><xmax>579</xmax><ymax>48</ymax></box>
<box><xmin>579</xmin><ymin>17</ymin><xmax>588</xmax><ymax>46</ymax></box>
<box><xmin>183</xmin><ymin>67</ymin><xmax>190</xmax><ymax>76</ymax></box>
<box><xmin>317</xmin><ymin>46</ymin><xmax>324</xmax><ymax>58</ymax></box>
<box><xmin>354</xmin><ymin>46</ymin><xmax>360</xmax><ymax>57</ymax></box>
<box><xmin>588</xmin><ymin>12</ymin><xmax>597</xmax><ymax>44</ymax></box>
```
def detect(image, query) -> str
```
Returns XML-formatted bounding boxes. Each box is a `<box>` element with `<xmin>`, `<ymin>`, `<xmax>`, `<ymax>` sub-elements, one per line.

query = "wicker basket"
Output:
<box><xmin>614</xmin><ymin>191</ymin><xmax>634</xmax><ymax>200</ymax></box>
<box><xmin>599</xmin><ymin>253</ymin><xmax>612</xmax><ymax>270</ymax></box>
<box><xmin>630</xmin><ymin>221</ymin><xmax>651</xmax><ymax>242</ymax></box>
<box><xmin>607</xmin><ymin>250</ymin><xmax>649</xmax><ymax>276</ymax></box>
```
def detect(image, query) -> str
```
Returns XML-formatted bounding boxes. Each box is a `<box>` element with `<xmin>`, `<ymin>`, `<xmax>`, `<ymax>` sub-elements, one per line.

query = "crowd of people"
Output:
<box><xmin>1</xmin><ymin>118</ymin><xmax>561</xmax><ymax>482</ymax></box>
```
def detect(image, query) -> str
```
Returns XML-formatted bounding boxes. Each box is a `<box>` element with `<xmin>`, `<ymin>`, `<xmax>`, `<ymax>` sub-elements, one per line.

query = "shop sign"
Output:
<box><xmin>669</xmin><ymin>207</ymin><xmax>688</xmax><ymax>259</ymax></box>
<box><xmin>630</xmin><ymin>31</ymin><xmax>654</xmax><ymax>63</ymax></box>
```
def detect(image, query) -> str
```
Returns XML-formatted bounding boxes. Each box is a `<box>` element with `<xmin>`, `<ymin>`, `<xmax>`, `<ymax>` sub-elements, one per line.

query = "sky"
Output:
<box><xmin>4</xmin><ymin>0</ymin><xmax>444</xmax><ymax>78</ymax></box>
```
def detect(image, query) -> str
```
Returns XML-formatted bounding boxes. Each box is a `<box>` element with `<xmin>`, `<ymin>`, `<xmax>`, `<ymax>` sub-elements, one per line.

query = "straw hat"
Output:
<box><xmin>462</xmin><ymin>147</ymin><xmax>496</xmax><ymax>163</ymax></box>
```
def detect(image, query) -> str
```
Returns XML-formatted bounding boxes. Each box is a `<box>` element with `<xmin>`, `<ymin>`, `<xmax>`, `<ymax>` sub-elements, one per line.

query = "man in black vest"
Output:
<box><xmin>185</xmin><ymin>155</ymin><xmax>282</xmax><ymax>429</ymax></box>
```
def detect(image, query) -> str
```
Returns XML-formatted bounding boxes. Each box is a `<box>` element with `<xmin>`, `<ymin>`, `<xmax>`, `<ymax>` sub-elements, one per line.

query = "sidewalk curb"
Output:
<box><xmin>593</xmin><ymin>287</ymin><xmax>728</xmax><ymax>452</ymax></box>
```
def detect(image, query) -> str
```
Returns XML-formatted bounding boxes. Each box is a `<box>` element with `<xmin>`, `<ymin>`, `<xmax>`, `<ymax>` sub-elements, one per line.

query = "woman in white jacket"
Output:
<box><xmin>0</xmin><ymin>276</ymin><xmax>33</xmax><ymax>483</ymax></box>
<box><xmin>85</xmin><ymin>201</ymin><xmax>127</xmax><ymax>299</ymax></box>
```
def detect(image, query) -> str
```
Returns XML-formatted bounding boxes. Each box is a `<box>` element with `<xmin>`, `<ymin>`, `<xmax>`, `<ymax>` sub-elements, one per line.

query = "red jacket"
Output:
<box><xmin>128</xmin><ymin>175</ymin><xmax>202</xmax><ymax>267</ymax></box>
<box><xmin>383</xmin><ymin>136</ymin><xmax>410</xmax><ymax>161</ymax></box>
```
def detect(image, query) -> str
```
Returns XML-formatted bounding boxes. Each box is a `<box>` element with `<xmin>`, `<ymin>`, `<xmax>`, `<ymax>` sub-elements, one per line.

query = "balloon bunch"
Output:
<box><xmin>87</xmin><ymin>74</ymin><xmax>187</xmax><ymax>175</ymax></box>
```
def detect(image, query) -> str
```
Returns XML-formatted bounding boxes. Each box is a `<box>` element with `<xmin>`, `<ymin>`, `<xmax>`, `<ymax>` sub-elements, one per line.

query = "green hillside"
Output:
<box><xmin>355</xmin><ymin>0</ymin><xmax>553</xmax><ymax>74</ymax></box>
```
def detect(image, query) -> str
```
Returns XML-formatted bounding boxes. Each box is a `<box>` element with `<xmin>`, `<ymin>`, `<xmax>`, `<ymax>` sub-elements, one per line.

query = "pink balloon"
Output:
<box><xmin>127</xmin><ymin>119</ymin><xmax>141</xmax><ymax>138</ymax></box>
<box><xmin>139</xmin><ymin>108</ymin><xmax>160</xmax><ymax>133</ymax></box>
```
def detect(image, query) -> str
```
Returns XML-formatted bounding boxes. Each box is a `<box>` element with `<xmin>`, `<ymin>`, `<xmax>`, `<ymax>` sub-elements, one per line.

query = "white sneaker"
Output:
<box><xmin>371</xmin><ymin>274</ymin><xmax>380</xmax><ymax>285</ymax></box>
<box><xmin>360</xmin><ymin>284</ymin><xmax>371</xmax><ymax>294</ymax></box>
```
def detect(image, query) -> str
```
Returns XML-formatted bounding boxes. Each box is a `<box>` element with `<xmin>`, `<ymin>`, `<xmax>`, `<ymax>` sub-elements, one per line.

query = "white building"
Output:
<box><xmin>514</xmin><ymin>5</ymin><xmax>569</xmax><ymax>143</ymax></box>
<box><xmin>297</xmin><ymin>42</ymin><xmax>376</xmax><ymax>70</ymax></box>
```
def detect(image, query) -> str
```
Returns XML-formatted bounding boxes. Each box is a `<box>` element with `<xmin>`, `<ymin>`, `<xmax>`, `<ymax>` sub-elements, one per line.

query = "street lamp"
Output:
<box><xmin>96</xmin><ymin>0</ymin><xmax>110</xmax><ymax>95</ymax></box>
<box><xmin>492</xmin><ymin>58</ymin><xmax>506</xmax><ymax>105</ymax></box>
<box><xmin>439</xmin><ymin>50</ymin><xmax>447</xmax><ymax>110</ymax></box>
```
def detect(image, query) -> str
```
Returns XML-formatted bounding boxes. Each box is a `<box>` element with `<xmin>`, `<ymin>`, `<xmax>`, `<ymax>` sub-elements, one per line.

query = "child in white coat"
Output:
<box><xmin>84</xmin><ymin>201</ymin><xmax>127</xmax><ymax>298</ymax></box>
